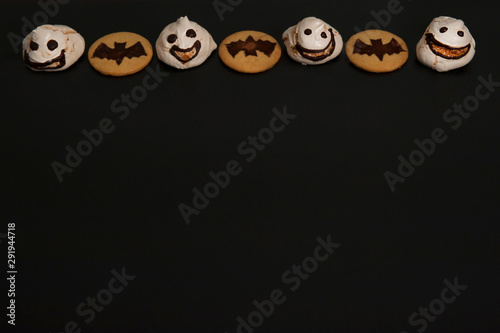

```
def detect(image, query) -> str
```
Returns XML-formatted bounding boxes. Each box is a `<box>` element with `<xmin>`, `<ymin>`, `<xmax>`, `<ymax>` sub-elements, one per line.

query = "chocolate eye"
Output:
<box><xmin>167</xmin><ymin>34</ymin><xmax>177</xmax><ymax>43</ymax></box>
<box><xmin>47</xmin><ymin>39</ymin><xmax>58</xmax><ymax>51</ymax></box>
<box><xmin>457</xmin><ymin>31</ymin><xmax>464</xmax><ymax>37</ymax></box>
<box><xmin>439</xmin><ymin>27</ymin><xmax>448</xmax><ymax>33</ymax></box>
<box><xmin>186</xmin><ymin>29</ymin><xmax>196</xmax><ymax>38</ymax></box>
<box><xmin>304</xmin><ymin>29</ymin><xmax>312</xmax><ymax>35</ymax></box>
<box><xmin>30</xmin><ymin>41</ymin><xmax>39</xmax><ymax>50</ymax></box>
<box><xmin>321</xmin><ymin>32</ymin><xmax>327</xmax><ymax>39</ymax></box>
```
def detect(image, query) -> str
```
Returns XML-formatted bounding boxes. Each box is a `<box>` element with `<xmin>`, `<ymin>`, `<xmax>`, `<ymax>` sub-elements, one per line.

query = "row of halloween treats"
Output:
<box><xmin>23</xmin><ymin>16</ymin><xmax>475</xmax><ymax>76</ymax></box>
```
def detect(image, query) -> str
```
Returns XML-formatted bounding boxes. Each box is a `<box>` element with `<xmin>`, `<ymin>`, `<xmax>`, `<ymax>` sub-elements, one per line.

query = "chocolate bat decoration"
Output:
<box><xmin>92</xmin><ymin>41</ymin><xmax>147</xmax><ymax>65</ymax></box>
<box><xmin>353</xmin><ymin>38</ymin><xmax>405</xmax><ymax>61</ymax></box>
<box><xmin>226</xmin><ymin>36</ymin><xmax>276</xmax><ymax>58</ymax></box>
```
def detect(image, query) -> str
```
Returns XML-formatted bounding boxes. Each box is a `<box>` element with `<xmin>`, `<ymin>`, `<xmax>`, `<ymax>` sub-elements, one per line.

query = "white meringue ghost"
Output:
<box><xmin>283</xmin><ymin>17</ymin><xmax>343</xmax><ymax>65</ymax></box>
<box><xmin>156</xmin><ymin>16</ymin><xmax>217</xmax><ymax>70</ymax></box>
<box><xmin>23</xmin><ymin>24</ymin><xmax>85</xmax><ymax>71</ymax></box>
<box><xmin>416</xmin><ymin>16</ymin><xmax>475</xmax><ymax>72</ymax></box>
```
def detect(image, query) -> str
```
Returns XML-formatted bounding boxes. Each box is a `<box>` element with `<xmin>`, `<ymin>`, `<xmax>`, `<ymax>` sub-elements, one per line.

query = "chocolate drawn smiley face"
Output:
<box><xmin>24</xmin><ymin>41</ymin><xmax>66</xmax><ymax>70</ymax></box>
<box><xmin>24</xmin><ymin>29</ymin><xmax>66</xmax><ymax>69</ymax></box>
<box><xmin>168</xmin><ymin>32</ymin><xmax>202</xmax><ymax>63</ymax></box>
<box><xmin>425</xmin><ymin>33</ymin><xmax>470</xmax><ymax>59</ymax></box>
<box><xmin>296</xmin><ymin>28</ymin><xmax>336</xmax><ymax>61</ymax></box>
<box><xmin>22</xmin><ymin>25</ymin><xmax>85</xmax><ymax>71</ymax></box>
<box><xmin>416</xmin><ymin>16</ymin><xmax>476</xmax><ymax>72</ymax></box>
<box><xmin>282</xmin><ymin>17</ymin><xmax>343</xmax><ymax>65</ymax></box>
<box><xmin>156</xmin><ymin>16</ymin><xmax>217</xmax><ymax>69</ymax></box>
<box><xmin>425</xmin><ymin>17</ymin><xmax>472</xmax><ymax>59</ymax></box>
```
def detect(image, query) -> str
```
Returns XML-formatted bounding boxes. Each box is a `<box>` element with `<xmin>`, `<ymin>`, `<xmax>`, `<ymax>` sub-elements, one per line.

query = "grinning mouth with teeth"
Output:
<box><xmin>425</xmin><ymin>33</ymin><xmax>470</xmax><ymax>60</ymax></box>
<box><xmin>169</xmin><ymin>40</ymin><xmax>202</xmax><ymax>63</ymax></box>
<box><xmin>24</xmin><ymin>49</ymin><xmax>66</xmax><ymax>69</ymax></box>
<box><xmin>295</xmin><ymin>29</ymin><xmax>336</xmax><ymax>61</ymax></box>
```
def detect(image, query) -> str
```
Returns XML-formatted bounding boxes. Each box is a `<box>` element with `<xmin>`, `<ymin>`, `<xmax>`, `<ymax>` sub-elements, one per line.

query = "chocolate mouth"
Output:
<box><xmin>24</xmin><ymin>49</ymin><xmax>66</xmax><ymax>69</ymax></box>
<box><xmin>295</xmin><ymin>29</ymin><xmax>336</xmax><ymax>61</ymax></box>
<box><xmin>169</xmin><ymin>40</ymin><xmax>202</xmax><ymax>63</ymax></box>
<box><xmin>425</xmin><ymin>33</ymin><xmax>470</xmax><ymax>60</ymax></box>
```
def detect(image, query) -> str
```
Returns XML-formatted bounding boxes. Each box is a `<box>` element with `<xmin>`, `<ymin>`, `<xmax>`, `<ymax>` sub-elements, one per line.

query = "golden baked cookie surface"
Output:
<box><xmin>88</xmin><ymin>32</ymin><xmax>153</xmax><ymax>76</ymax></box>
<box><xmin>219</xmin><ymin>30</ymin><xmax>281</xmax><ymax>73</ymax></box>
<box><xmin>345</xmin><ymin>30</ymin><xmax>408</xmax><ymax>73</ymax></box>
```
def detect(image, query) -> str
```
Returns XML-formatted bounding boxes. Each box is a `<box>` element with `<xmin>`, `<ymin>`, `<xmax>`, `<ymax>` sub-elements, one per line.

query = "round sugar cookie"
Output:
<box><xmin>88</xmin><ymin>32</ymin><xmax>153</xmax><ymax>76</ymax></box>
<box><xmin>345</xmin><ymin>30</ymin><xmax>408</xmax><ymax>73</ymax></box>
<box><xmin>219</xmin><ymin>30</ymin><xmax>281</xmax><ymax>73</ymax></box>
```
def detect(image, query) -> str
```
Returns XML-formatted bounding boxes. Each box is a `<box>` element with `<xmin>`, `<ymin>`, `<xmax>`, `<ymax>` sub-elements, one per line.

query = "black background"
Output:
<box><xmin>1</xmin><ymin>0</ymin><xmax>500</xmax><ymax>332</ymax></box>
